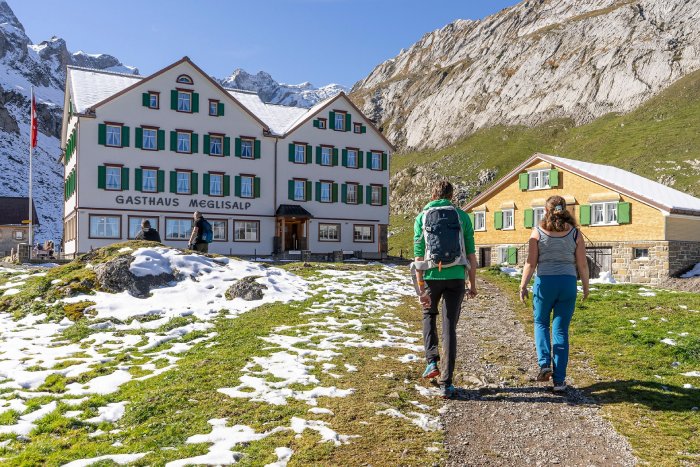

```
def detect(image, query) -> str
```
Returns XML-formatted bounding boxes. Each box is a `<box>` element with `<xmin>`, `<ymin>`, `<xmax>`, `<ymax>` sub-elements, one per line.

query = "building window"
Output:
<box><xmin>177</xmin><ymin>132</ymin><xmax>191</xmax><ymax>153</ymax></box>
<box><xmin>319</xmin><ymin>223</ymin><xmax>340</xmax><ymax>242</ymax></box>
<box><xmin>89</xmin><ymin>215</ymin><xmax>121</xmax><ymax>239</ymax></box>
<box><xmin>128</xmin><ymin>217</ymin><xmax>158</xmax><ymax>239</ymax></box>
<box><xmin>176</xmin><ymin>74</ymin><xmax>193</xmax><ymax>85</ymax></box>
<box><xmin>592</xmin><ymin>202</ymin><xmax>617</xmax><ymax>225</ymax></box>
<box><xmin>209</xmin><ymin>135</ymin><xmax>223</xmax><ymax>156</ymax></box>
<box><xmin>211</xmin><ymin>220</ymin><xmax>227</xmax><ymax>241</ymax></box>
<box><xmin>176</xmin><ymin>171</ymin><xmax>191</xmax><ymax>194</ymax></box>
<box><xmin>240</xmin><ymin>176</ymin><xmax>254</xmax><ymax>198</ymax></box>
<box><xmin>106</xmin><ymin>124</ymin><xmax>122</xmax><ymax>147</ymax></box>
<box><xmin>502</xmin><ymin>209</ymin><xmax>514</xmax><ymax>230</ymax></box>
<box><xmin>320</xmin><ymin>182</ymin><xmax>332</xmax><ymax>203</ymax></box>
<box><xmin>317</xmin><ymin>118</ymin><xmax>326</xmax><ymax>129</ymax></box>
<box><xmin>234</xmin><ymin>221</ymin><xmax>259</xmax><ymax>242</ymax></box>
<box><xmin>165</xmin><ymin>218</ymin><xmax>193</xmax><ymax>240</ymax></box>
<box><xmin>321</xmin><ymin>147</ymin><xmax>332</xmax><ymax>166</ymax></box>
<box><xmin>142</xmin><ymin>128</ymin><xmax>157</xmax><ymax>150</ymax></box>
<box><xmin>353</xmin><ymin>122</ymin><xmax>362</xmax><ymax>133</ymax></box>
<box><xmin>528</xmin><ymin>170</ymin><xmax>550</xmax><ymax>190</ymax></box>
<box><xmin>209</xmin><ymin>100</ymin><xmax>219</xmax><ymax>116</ymax></box>
<box><xmin>346</xmin><ymin>183</ymin><xmax>358</xmax><ymax>204</ymax></box>
<box><xmin>335</xmin><ymin>112</ymin><xmax>345</xmax><ymax>131</ymax></box>
<box><xmin>371</xmin><ymin>185</ymin><xmax>382</xmax><ymax>206</ymax></box>
<box><xmin>240</xmin><ymin>139</ymin><xmax>254</xmax><ymax>159</ymax></box>
<box><xmin>148</xmin><ymin>92</ymin><xmax>159</xmax><ymax>109</ymax></box>
<box><xmin>533</xmin><ymin>207</ymin><xmax>545</xmax><ymax>228</ymax></box>
<box><xmin>14</xmin><ymin>231</ymin><xmax>23</xmax><ymax>240</ymax></box>
<box><xmin>347</xmin><ymin>149</ymin><xmax>358</xmax><ymax>168</ymax></box>
<box><xmin>633</xmin><ymin>248</ymin><xmax>649</xmax><ymax>260</ymax></box>
<box><xmin>295</xmin><ymin>144</ymin><xmax>306</xmax><ymax>163</ymax></box>
<box><xmin>353</xmin><ymin>225</ymin><xmax>373</xmax><ymax>242</ymax></box>
<box><xmin>209</xmin><ymin>173</ymin><xmax>223</xmax><ymax>196</ymax></box>
<box><xmin>371</xmin><ymin>152</ymin><xmax>382</xmax><ymax>170</ymax></box>
<box><xmin>177</xmin><ymin>91</ymin><xmax>192</xmax><ymax>112</ymax></box>
<box><xmin>498</xmin><ymin>246</ymin><xmax>510</xmax><ymax>264</ymax></box>
<box><xmin>294</xmin><ymin>180</ymin><xmax>306</xmax><ymax>201</ymax></box>
<box><xmin>474</xmin><ymin>211</ymin><xmax>485</xmax><ymax>231</ymax></box>
<box><xmin>105</xmin><ymin>166</ymin><xmax>122</xmax><ymax>191</ymax></box>
<box><xmin>142</xmin><ymin>168</ymin><xmax>157</xmax><ymax>192</ymax></box>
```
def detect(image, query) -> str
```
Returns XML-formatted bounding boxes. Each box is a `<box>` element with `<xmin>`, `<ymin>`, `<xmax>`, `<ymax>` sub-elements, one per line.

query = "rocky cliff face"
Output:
<box><xmin>0</xmin><ymin>0</ymin><xmax>136</xmax><ymax>244</ymax></box>
<box><xmin>220</xmin><ymin>68</ymin><xmax>346</xmax><ymax>108</ymax></box>
<box><xmin>351</xmin><ymin>0</ymin><xmax>700</xmax><ymax>150</ymax></box>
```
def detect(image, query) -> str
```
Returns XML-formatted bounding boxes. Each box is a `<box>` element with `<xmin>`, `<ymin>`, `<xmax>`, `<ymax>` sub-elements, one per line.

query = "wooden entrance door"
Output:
<box><xmin>479</xmin><ymin>247</ymin><xmax>492</xmax><ymax>268</ymax></box>
<box><xmin>587</xmin><ymin>247</ymin><xmax>612</xmax><ymax>279</ymax></box>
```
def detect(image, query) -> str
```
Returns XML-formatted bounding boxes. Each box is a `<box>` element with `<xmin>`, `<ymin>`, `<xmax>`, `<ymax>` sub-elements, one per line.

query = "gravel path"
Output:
<box><xmin>442</xmin><ymin>277</ymin><xmax>637</xmax><ymax>466</ymax></box>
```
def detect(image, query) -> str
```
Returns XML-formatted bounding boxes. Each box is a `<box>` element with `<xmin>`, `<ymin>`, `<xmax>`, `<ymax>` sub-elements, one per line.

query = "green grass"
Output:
<box><xmin>389</xmin><ymin>68</ymin><xmax>700</xmax><ymax>254</ymax></box>
<box><xmin>482</xmin><ymin>268</ymin><xmax>700</xmax><ymax>466</ymax></box>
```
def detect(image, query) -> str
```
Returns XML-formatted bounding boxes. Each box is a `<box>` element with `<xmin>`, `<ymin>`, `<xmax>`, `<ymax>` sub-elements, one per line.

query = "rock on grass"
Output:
<box><xmin>225</xmin><ymin>276</ymin><xmax>267</xmax><ymax>301</ymax></box>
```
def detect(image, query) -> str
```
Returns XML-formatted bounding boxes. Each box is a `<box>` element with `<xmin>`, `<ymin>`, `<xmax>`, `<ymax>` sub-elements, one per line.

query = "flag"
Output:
<box><xmin>30</xmin><ymin>89</ymin><xmax>38</xmax><ymax>148</ymax></box>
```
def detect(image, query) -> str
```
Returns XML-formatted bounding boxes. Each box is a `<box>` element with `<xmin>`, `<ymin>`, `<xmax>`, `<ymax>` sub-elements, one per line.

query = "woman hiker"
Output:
<box><xmin>518</xmin><ymin>195</ymin><xmax>590</xmax><ymax>393</ymax></box>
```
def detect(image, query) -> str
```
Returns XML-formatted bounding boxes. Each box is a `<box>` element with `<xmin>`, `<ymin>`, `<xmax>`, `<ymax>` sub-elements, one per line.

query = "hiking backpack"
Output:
<box><xmin>200</xmin><ymin>219</ymin><xmax>214</xmax><ymax>243</ymax></box>
<box><xmin>413</xmin><ymin>206</ymin><xmax>469</xmax><ymax>272</ymax></box>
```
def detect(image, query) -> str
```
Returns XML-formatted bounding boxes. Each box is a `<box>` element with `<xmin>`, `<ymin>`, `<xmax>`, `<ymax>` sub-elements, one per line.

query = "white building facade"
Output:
<box><xmin>61</xmin><ymin>57</ymin><xmax>392</xmax><ymax>258</ymax></box>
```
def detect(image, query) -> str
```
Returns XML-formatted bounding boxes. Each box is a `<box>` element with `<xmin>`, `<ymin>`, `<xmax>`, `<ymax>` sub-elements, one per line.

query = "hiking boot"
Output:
<box><xmin>536</xmin><ymin>366</ymin><xmax>553</xmax><ymax>382</ymax></box>
<box><xmin>553</xmin><ymin>381</ymin><xmax>567</xmax><ymax>393</ymax></box>
<box><xmin>439</xmin><ymin>384</ymin><xmax>456</xmax><ymax>399</ymax></box>
<box><xmin>422</xmin><ymin>361</ymin><xmax>440</xmax><ymax>379</ymax></box>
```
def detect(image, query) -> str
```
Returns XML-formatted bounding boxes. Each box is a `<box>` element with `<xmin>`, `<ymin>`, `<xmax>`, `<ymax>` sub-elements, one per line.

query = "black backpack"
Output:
<box><xmin>422</xmin><ymin>206</ymin><xmax>466</xmax><ymax>269</ymax></box>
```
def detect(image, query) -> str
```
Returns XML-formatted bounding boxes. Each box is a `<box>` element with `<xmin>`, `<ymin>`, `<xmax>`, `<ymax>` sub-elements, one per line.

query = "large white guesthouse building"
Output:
<box><xmin>61</xmin><ymin>57</ymin><xmax>392</xmax><ymax>258</ymax></box>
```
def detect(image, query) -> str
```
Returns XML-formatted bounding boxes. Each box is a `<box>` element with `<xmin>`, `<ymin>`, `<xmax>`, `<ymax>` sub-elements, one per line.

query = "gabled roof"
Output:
<box><xmin>225</xmin><ymin>89</ymin><xmax>307</xmax><ymax>135</ymax></box>
<box><xmin>0</xmin><ymin>197</ymin><xmax>39</xmax><ymax>226</ymax></box>
<box><xmin>465</xmin><ymin>153</ymin><xmax>700</xmax><ymax>216</ymax></box>
<box><xmin>67</xmin><ymin>66</ymin><xmax>143</xmax><ymax>114</ymax></box>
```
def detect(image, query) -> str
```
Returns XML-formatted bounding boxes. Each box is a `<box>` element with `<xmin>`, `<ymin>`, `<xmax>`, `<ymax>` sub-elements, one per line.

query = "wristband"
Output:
<box><xmin>417</xmin><ymin>280</ymin><xmax>425</xmax><ymax>286</ymax></box>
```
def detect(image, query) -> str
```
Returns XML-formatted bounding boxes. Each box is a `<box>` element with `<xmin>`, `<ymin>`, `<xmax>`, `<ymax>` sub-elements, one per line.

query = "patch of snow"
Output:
<box><xmin>660</xmin><ymin>338</ymin><xmax>677</xmax><ymax>346</ymax></box>
<box><xmin>399</xmin><ymin>353</ymin><xmax>419</xmax><ymax>363</ymax></box>
<box><xmin>61</xmin><ymin>453</ymin><xmax>148</xmax><ymax>467</ymax></box>
<box><xmin>84</xmin><ymin>402</ymin><xmax>127</xmax><ymax>424</ymax></box>
<box><xmin>682</xmin><ymin>371</ymin><xmax>700</xmax><ymax>377</ymax></box>
<box><xmin>500</xmin><ymin>267</ymin><xmax>522</xmax><ymax>277</ymax></box>
<box><xmin>264</xmin><ymin>447</ymin><xmax>293</xmax><ymax>467</ymax></box>
<box><xmin>590</xmin><ymin>271</ymin><xmax>616</xmax><ymax>284</ymax></box>
<box><xmin>680</xmin><ymin>262</ymin><xmax>700</xmax><ymax>278</ymax></box>
<box><xmin>2</xmin><ymin>288</ymin><xmax>21</xmax><ymax>296</ymax></box>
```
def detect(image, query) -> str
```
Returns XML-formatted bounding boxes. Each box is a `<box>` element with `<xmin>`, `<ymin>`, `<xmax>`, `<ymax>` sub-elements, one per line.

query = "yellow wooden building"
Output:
<box><xmin>464</xmin><ymin>153</ymin><xmax>700</xmax><ymax>284</ymax></box>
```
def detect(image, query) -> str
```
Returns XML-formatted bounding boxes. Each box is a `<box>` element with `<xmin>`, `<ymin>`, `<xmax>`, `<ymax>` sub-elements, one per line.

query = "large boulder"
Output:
<box><xmin>225</xmin><ymin>276</ymin><xmax>267</xmax><ymax>301</ymax></box>
<box><xmin>94</xmin><ymin>255</ymin><xmax>175</xmax><ymax>298</ymax></box>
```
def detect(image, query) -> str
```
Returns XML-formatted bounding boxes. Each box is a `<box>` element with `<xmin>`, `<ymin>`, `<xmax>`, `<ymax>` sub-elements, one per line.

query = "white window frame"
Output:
<box><xmin>319</xmin><ymin>223</ymin><xmax>340</xmax><ymax>242</ymax></box>
<box><xmin>320</xmin><ymin>182</ymin><xmax>332</xmax><ymax>203</ymax></box>
<box><xmin>591</xmin><ymin>202</ymin><xmax>618</xmax><ymax>226</ymax></box>
<box><xmin>209</xmin><ymin>173</ymin><xmax>223</xmax><ymax>197</ymax></box>
<box><xmin>106</xmin><ymin>125</ymin><xmax>121</xmax><ymax>147</ymax></box>
<box><xmin>142</xmin><ymin>128</ymin><xmax>157</xmax><ymax>150</ymax></box>
<box><xmin>346</xmin><ymin>149</ymin><xmax>358</xmax><ymax>168</ymax></box>
<box><xmin>240</xmin><ymin>139</ymin><xmax>254</xmax><ymax>159</ymax></box>
<box><xmin>128</xmin><ymin>217</ymin><xmax>159</xmax><ymax>239</ymax></box>
<box><xmin>14</xmin><ymin>230</ymin><xmax>24</xmax><ymax>240</ymax></box>
<box><xmin>371</xmin><ymin>152</ymin><xmax>382</xmax><ymax>170</ymax></box>
<box><xmin>473</xmin><ymin>211</ymin><xmax>486</xmax><ymax>232</ymax></box>
<box><xmin>148</xmin><ymin>93</ymin><xmax>159</xmax><ymax>109</ymax></box>
<box><xmin>209</xmin><ymin>135</ymin><xmax>223</xmax><ymax>156</ymax></box>
<box><xmin>633</xmin><ymin>247</ymin><xmax>650</xmax><ymax>260</ymax></box>
<box><xmin>177</xmin><ymin>132</ymin><xmax>191</xmax><ymax>153</ymax></box>
<box><xmin>105</xmin><ymin>166</ymin><xmax>122</xmax><ymax>191</ymax></box>
<box><xmin>533</xmin><ymin>207</ymin><xmax>545</xmax><ymax>228</ymax></box>
<box><xmin>321</xmin><ymin>147</ymin><xmax>332</xmax><ymax>166</ymax></box>
<box><xmin>142</xmin><ymin>169</ymin><xmax>157</xmax><ymax>193</ymax></box>
<box><xmin>334</xmin><ymin>112</ymin><xmax>345</xmax><ymax>131</ymax></box>
<box><xmin>353</xmin><ymin>225</ymin><xmax>373</xmax><ymax>243</ymax></box>
<box><xmin>177</xmin><ymin>91</ymin><xmax>192</xmax><ymax>112</ymax></box>
<box><xmin>371</xmin><ymin>185</ymin><xmax>382</xmax><ymax>206</ymax></box>
<box><xmin>346</xmin><ymin>183</ymin><xmax>358</xmax><ymax>204</ymax></box>
<box><xmin>90</xmin><ymin>215</ymin><xmax>121</xmax><ymax>239</ymax></box>
<box><xmin>240</xmin><ymin>176</ymin><xmax>254</xmax><ymax>199</ymax></box>
<box><xmin>211</xmin><ymin>220</ymin><xmax>227</xmax><ymax>241</ymax></box>
<box><xmin>353</xmin><ymin>122</ymin><xmax>362</xmax><ymax>134</ymax></box>
<box><xmin>317</xmin><ymin>119</ymin><xmax>326</xmax><ymax>129</ymax></box>
<box><xmin>165</xmin><ymin>218</ymin><xmax>193</xmax><ymax>240</ymax></box>
<box><xmin>498</xmin><ymin>246</ymin><xmax>510</xmax><ymax>265</ymax></box>
<box><xmin>234</xmin><ymin>221</ymin><xmax>259</xmax><ymax>242</ymax></box>
<box><xmin>295</xmin><ymin>144</ymin><xmax>306</xmax><ymax>163</ymax></box>
<box><xmin>528</xmin><ymin>169</ymin><xmax>550</xmax><ymax>190</ymax></box>
<box><xmin>209</xmin><ymin>100</ymin><xmax>218</xmax><ymax>116</ymax></box>
<box><xmin>176</xmin><ymin>171</ymin><xmax>191</xmax><ymax>195</ymax></box>
<box><xmin>294</xmin><ymin>180</ymin><xmax>306</xmax><ymax>201</ymax></box>
<box><xmin>502</xmin><ymin>209</ymin><xmax>514</xmax><ymax>230</ymax></box>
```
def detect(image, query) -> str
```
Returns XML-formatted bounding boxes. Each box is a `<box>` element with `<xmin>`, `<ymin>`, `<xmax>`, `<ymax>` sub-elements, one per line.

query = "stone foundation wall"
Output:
<box><xmin>669</xmin><ymin>241</ymin><xmax>700</xmax><ymax>276</ymax></box>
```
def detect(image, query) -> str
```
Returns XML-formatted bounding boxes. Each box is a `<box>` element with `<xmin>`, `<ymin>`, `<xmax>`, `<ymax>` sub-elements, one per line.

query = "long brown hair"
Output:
<box><xmin>540</xmin><ymin>195</ymin><xmax>577</xmax><ymax>232</ymax></box>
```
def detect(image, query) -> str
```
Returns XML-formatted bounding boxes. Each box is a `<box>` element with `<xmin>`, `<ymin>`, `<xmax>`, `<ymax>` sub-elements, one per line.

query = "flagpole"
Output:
<box><xmin>28</xmin><ymin>86</ymin><xmax>34</xmax><ymax>259</ymax></box>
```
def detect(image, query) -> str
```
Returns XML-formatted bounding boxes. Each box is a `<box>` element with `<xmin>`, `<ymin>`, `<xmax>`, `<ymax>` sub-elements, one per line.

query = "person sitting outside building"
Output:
<box><xmin>135</xmin><ymin>220</ymin><xmax>162</xmax><ymax>243</ymax></box>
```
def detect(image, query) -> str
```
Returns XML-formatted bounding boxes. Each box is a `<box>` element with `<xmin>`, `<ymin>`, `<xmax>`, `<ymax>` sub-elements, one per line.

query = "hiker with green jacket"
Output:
<box><xmin>414</xmin><ymin>180</ymin><xmax>477</xmax><ymax>398</ymax></box>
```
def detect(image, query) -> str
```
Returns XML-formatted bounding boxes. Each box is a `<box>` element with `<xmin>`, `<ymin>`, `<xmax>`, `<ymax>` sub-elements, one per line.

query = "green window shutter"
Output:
<box><xmin>121</xmin><ymin>126</ymin><xmax>130</xmax><ymax>147</ymax></box>
<box><xmin>381</xmin><ymin>187</ymin><xmax>388</xmax><ymax>206</ymax></box>
<box><xmin>358</xmin><ymin>151</ymin><xmax>364</xmax><ymax>168</ymax></box>
<box><xmin>217</xmin><ymin>102</ymin><xmax>224</xmax><ymax>116</ymax></box>
<box><xmin>519</xmin><ymin>173</ymin><xmax>529</xmax><ymax>191</ymax></box>
<box><xmin>142</xmin><ymin>92</ymin><xmax>149</xmax><ymax>107</ymax></box>
<box><xmin>170</xmin><ymin>131</ymin><xmax>177</xmax><ymax>151</ymax></box>
<box><xmin>254</xmin><ymin>177</ymin><xmax>261</xmax><ymax>198</ymax></box>
<box><xmin>313</xmin><ymin>119</ymin><xmax>319</xmax><ymax>128</ymax></box>
<box><xmin>366</xmin><ymin>152</ymin><xmax>372</xmax><ymax>169</ymax></box>
<box><xmin>329</xmin><ymin>111</ymin><xmax>336</xmax><ymax>130</ymax></box>
<box><xmin>305</xmin><ymin>180</ymin><xmax>312</xmax><ymax>201</ymax></box>
<box><xmin>254</xmin><ymin>139</ymin><xmax>261</xmax><ymax>159</ymax></box>
<box><xmin>494</xmin><ymin>211</ymin><xmax>503</xmax><ymax>230</ymax></box>
<box><xmin>192</xmin><ymin>93</ymin><xmax>199</xmax><ymax>113</ymax></box>
<box><xmin>361</xmin><ymin>125</ymin><xmax>367</xmax><ymax>134</ymax></box>
<box><xmin>225</xmin><ymin>137</ymin><xmax>232</xmax><ymax>157</ymax></box>
<box><xmin>157</xmin><ymin>170</ymin><xmax>165</xmax><ymax>192</ymax></box>
<box><xmin>135</xmin><ymin>168</ymin><xmax>143</xmax><ymax>192</ymax></box>
<box><xmin>234</xmin><ymin>138</ymin><xmax>241</xmax><ymax>157</ymax></box>
<box><xmin>121</xmin><ymin>168</ymin><xmax>129</xmax><ymax>190</ymax></box>
<box><xmin>357</xmin><ymin>184</ymin><xmax>364</xmax><ymax>204</ymax></box>
<box><xmin>157</xmin><ymin>130</ymin><xmax>165</xmax><ymax>150</ymax></box>
<box><xmin>524</xmin><ymin>208</ymin><xmax>534</xmax><ymax>228</ymax></box>
<box><xmin>332</xmin><ymin>183</ymin><xmax>338</xmax><ymax>203</ymax></box>
<box><xmin>235</xmin><ymin>176</ymin><xmax>242</xmax><ymax>197</ymax></box>
<box><xmin>365</xmin><ymin>185</ymin><xmax>372</xmax><ymax>205</ymax></box>
<box><xmin>382</xmin><ymin>153</ymin><xmax>388</xmax><ymax>171</ymax></box>
<box><xmin>97</xmin><ymin>166</ymin><xmax>106</xmax><ymax>189</ymax></box>
<box><xmin>287</xmin><ymin>179</ymin><xmax>293</xmax><ymax>200</ymax></box>
<box><xmin>618</xmin><ymin>202</ymin><xmax>631</xmax><ymax>224</ymax></box>
<box><xmin>341</xmin><ymin>183</ymin><xmax>347</xmax><ymax>203</ymax></box>
<box><xmin>191</xmin><ymin>172</ymin><xmax>198</xmax><ymax>194</ymax></box>
<box><xmin>579</xmin><ymin>205</ymin><xmax>591</xmax><ymax>226</ymax></box>
<box><xmin>345</xmin><ymin>113</ymin><xmax>352</xmax><ymax>132</ymax></box>
<box><xmin>191</xmin><ymin>133</ymin><xmax>198</xmax><ymax>153</ymax></box>
<box><xmin>203</xmin><ymin>173</ymin><xmax>210</xmax><ymax>195</ymax></box>
<box><xmin>170</xmin><ymin>171</ymin><xmax>177</xmax><ymax>193</ymax></box>
<box><xmin>315</xmin><ymin>182</ymin><xmax>321</xmax><ymax>201</ymax></box>
<box><xmin>135</xmin><ymin>127</ymin><xmax>143</xmax><ymax>149</ymax></box>
<box><xmin>288</xmin><ymin>143</ymin><xmax>295</xmax><ymax>162</ymax></box>
<box><xmin>507</xmin><ymin>247</ymin><xmax>518</xmax><ymax>265</ymax></box>
<box><xmin>223</xmin><ymin>175</ymin><xmax>231</xmax><ymax>197</ymax></box>
<box><xmin>306</xmin><ymin>145</ymin><xmax>312</xmax><ymax>164</ymax></box>
<box><xmin>342</xmin><ymin>149</ymin><xmax>348</xmax><ymax>167</ymax></box>
<box><xmin>332</xmin><ymin>148</ymin><xmax>339</xmax><ymax>166</ymax></box>
<box><xmin>98</xmin><ymin>124</ymin><xmax>106</xmax><ymax>145</ymax></box>
<box><xmin>170</xmin><ymin>90</ymin><xmax>178</xmax><ymax>110</ymax></box>
<box><xmin>203</xmin><ymin>134</ymin><xmax>210</xmax><ymax>155</ymax></box>
<box><xmin>549</xmin><ymin>169</ymin><xmax>560</xmax><ymax>187</ymax></box>
<box><xmin>316</xmin><ymin>146</ymin><xmax>322</xmax><ymax>165</ymax></box>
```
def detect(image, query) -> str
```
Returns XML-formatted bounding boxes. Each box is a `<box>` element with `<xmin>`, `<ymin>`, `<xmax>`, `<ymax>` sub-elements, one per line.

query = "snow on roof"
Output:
<box><xmin>545</xmin><ymin>155</ymin><xmax>700</xmax><ymax>215</ymax></box>
<box><xmin>226</xmin><ymin>89</ymin><xmax>307</xmax><ymax>135</ymax></box>
<box><xmin>67</xmin><ymin>66</ymin><xmax>142</xmax><ymax>113</ymax></box>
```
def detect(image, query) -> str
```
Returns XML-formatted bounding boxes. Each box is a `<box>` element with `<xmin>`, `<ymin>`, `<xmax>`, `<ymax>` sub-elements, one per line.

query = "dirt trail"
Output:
<box><xmin>442</xmin><ymin>277</ymin><xmax>637</xmax><ymax>466</ymax></box>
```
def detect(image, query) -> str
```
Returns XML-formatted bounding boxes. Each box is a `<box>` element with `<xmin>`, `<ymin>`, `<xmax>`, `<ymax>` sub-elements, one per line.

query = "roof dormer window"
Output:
<box><xmin>176</xmin><ymin>74</ymin><xmax>193</xmax><ymax>85</ymax></box>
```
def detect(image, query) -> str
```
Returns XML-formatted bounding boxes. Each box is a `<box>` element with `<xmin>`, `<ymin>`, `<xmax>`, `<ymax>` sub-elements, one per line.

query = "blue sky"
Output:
<box><xmin>12</xmin><ymin>0</ymin><xmax>517</xmax><ymax>87</ymax></box>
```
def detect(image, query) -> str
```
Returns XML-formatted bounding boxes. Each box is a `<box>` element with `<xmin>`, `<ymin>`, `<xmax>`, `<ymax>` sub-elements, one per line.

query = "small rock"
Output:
<box><xmin>388</xmin><ymin>392</ymin><xmax>400</xmax><ymax>399</ymax></box>
<box><xmin>225</xmin><ymin>276</ymin><xmax>268</xmax><ymax>301</ymax></box>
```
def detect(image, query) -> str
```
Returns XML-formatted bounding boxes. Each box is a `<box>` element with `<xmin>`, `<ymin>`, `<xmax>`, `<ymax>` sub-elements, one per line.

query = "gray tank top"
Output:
<box><xmin>536</xmin><ymin>226</ymin><xmax>577</xmax><ymax>277</ymax></box>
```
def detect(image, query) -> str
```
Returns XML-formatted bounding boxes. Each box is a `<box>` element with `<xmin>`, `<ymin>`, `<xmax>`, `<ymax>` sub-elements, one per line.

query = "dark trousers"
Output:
<box><xmin>423</xmin><ymin>279</ymin><xmax>465</xmax><ymax>386</ymax></box>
